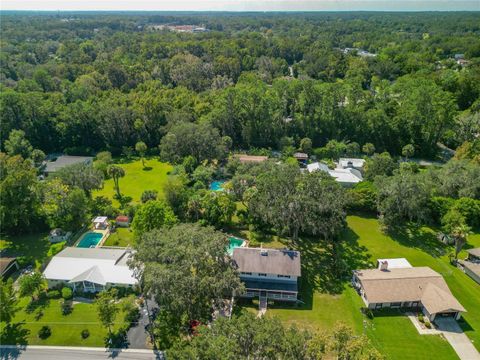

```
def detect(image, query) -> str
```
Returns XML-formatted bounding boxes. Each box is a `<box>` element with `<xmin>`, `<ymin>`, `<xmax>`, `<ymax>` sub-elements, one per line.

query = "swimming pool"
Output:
<box><xmin>77</xmin><ymin>232</ymin><xmax>103</xmax><ymax>248</ymax></box>
<box><xmin>210</xmin><ymin>180</ymin><xmax>226</xmax><ymax>191</ymax></box>
<box><xmin>227</xmin><ymin>236</ymin><xmax>245</xmax><ymax>255</ymax></box>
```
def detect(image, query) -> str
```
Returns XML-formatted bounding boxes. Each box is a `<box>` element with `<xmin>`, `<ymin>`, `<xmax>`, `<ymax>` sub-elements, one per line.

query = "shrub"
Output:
<box><xmin>425</xmin><ymin>320</ymin><xmax>432</xmax><ymax>328</ymax></box>
<box><xmin>418</xmin><ymin>313</ymin><xmax>424</xmax><ymax>323</ymax></box>
<box><xmin>361</xmin><ymin>307</ymin><xmax>374</xmax><ymax>319</ymax></box>
<box><xmin>47</xmin><ymin>290</ymin><xmax>60</xmax><ymax>299</ymax></box>
<box><xmin>60</xmin><ymin>299</ymin><xmax>73</xmax><ymax>315</ymax></box>
<box><xmin>347</xmin><ymin>181</ymin><xmax>377</xmax><ymax>213</ymax></box>
<box><xmin>62</xmin><ymin>287</ymin><xmax>73</xmax><ymax>300</ymax></box>
<box><xmin>47</xmin><ymin>241</ymin><xmax>66</xmax><ymax>258</ymax></box>
<box><xmin>38</xmin><ymin>326</ymin><xmax>52</xmax><ymax>339</ymax></box>
<box><xmin>81</xmin><ymin>329</ymin><xmax>90</xmax><ymax>339</ymax></box>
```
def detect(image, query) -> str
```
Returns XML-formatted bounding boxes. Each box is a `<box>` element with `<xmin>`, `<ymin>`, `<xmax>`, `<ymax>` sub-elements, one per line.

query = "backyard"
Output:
<box><xmin>94</xmin><ymin>158</ymin><xmax>173</xmax><ymax>206</ymax></box>
<box><xmin>0</xmin><ymin>296</ymin><xmax>133</xmax><ymax>347</ymax></box>
<box><xmin>103</xmin><ymin>228</ymin><xmax>135</xmax><ymax>247</ymax></box>
<box><xmin>253</xmin><ymin>214</ymin><xmax>480</xmax><ymax>360</ymax></box>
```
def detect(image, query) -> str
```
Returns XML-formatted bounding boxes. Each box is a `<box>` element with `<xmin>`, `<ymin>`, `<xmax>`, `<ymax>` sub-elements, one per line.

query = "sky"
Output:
<box><xmin>1</xmin><ymin>0</ymin><xmax>479</xmax><ymax>12</ymax></box>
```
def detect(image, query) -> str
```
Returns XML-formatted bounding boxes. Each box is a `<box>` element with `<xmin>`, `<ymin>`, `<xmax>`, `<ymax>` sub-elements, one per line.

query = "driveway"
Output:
<box><xmin>435</xmin><ymin>318</ymin><xmax>480</xmax><ymax>360</ymax></box>
<box><xmin>126</xmin><ymin>298</ymin><xmax>157</xmax><ymax>349</ymax></box>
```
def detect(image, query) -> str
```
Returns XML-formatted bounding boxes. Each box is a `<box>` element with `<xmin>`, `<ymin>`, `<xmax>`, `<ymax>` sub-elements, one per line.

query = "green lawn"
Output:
<box><xmin>0</xmin><ymin>296</ymin><xmax>132</xmax><ymax>347</ymax></box>
<box><xmin>256</xmin><ymin>214</ymin><xmax>480</xmax><ymax>359</ymax></box>
<box><xmin>94</xmin><ymin>158</ymin><xmax>173</xmax><ymax>206</ymax></box>
<box><xmin>103</xmin><ymin>228</ymin><xmax>135</xmax><ymax>247</ymax></box>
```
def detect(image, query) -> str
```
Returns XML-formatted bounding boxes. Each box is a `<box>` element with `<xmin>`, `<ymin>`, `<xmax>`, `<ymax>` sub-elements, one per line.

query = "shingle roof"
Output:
<box><xmin>467</xmin><ymin>248</ymin><xmax>480</xmax><ymax>258</ymax></box>
<box><xmin>0</xmin><ymin>257</ymin><xmax>17</xmax><ymax>275</ymax></box>
<box><xmin>459</xmin><ymin>260</ymin><xmax>480</xmax><ymax>278</ymax></box>
<box><xmin>44</xmin><ymin>155</ymin><xmax>93</xmax><ymax>173</ymax></box>
<box><xmin>354</xmin><ymin>267</ymin><xmax>466</xmax><ymax>314</ymax></box>
<box><xmin>232</xmin><ymin>247</ymin><xmax>301</xmax><ymax>277</ymax></box>
<box><xmin>234</xmin><ymin>154</ymin><xmax>269</xmax><ymax>163</ymax></box>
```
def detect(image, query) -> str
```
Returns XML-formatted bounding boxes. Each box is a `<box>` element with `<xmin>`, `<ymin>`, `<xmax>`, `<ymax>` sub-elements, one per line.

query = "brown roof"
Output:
<box><xmin>234</xmin><ymin>154</ymin><xmax>268</xmax><ymax>163</ymax></box>
<box><xmin>459</xmin><ymin>260</ymin><xmax>480</xmax><ymax>278</ymax></box>
<box><xmin>116</xmin><ymin>216</ymin><xmax>129</xmax><ymax>222</ymax></box>
<box><xmin>293</xmin><ymin>152</ymin><xmax>308</xmax><ymax>159</ymax></box>
<box><xmin>232</xmin><ymin>247</ymin><xmax>301</xmax><ymax>277</ymax></box>
<box><xmin>354</xmin><ymin>267</ymin><xmax>465</xmax><ymax>313</ymax></box>
<box><xmin>0</xmin><ymin>257</ymin><xmax>17</xmax><ymax>275</ymax></box>
<box><xmin>467</xmin><ymin>248</ymin><xmax>480</xmax><ymax>258</ymax></box>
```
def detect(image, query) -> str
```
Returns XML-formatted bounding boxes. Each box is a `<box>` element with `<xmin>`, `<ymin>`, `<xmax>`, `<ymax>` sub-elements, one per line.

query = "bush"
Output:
<box><xmin>47</xmin><ymin>241</ymin><xmax>66</xmax><ymax>258</ymax></box>
<box><xmin>38</xmin><ymin>326</ymin><xmax>52</xmax><ymax>339</ymax></box>
<box><xmin>425</xmin><ymin>320</ymin><xmax>432</xmax><ymax>328</ymax></box>
<box><xmin>60</xmin><ymin>299</ymin><xmax>73</xmax><ymax>315</ymax></box>
<box><xmin>347</xmin><ymin>181</ymin><xmax>377</xmax><ymax>213</ymax></box>
<box><xmin>46</xmin><ymin>290</ymin><xmax>60</xmax><ymax>299</ymax></box>
<box><xmin>361</xmin><ymin>307</ymin><xmax>374</xmax><ymax>319</ymax></box>
<box><xmin>418</xmin><ymin>313</ymin><xmax>424</xmax><ymax>323</ymax></box>
<box><xmin>62</xmin><ymin>287</ymin><xmax>73</xmax><ymax>300</ymax></box>
<box><xmin>81</xmin><ymin>329</ymin><xmax>90</xmax><ymax>339</ymax></box>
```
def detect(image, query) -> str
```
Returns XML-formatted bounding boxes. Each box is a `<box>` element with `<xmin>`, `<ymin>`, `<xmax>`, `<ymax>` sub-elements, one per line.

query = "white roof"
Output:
<box><xmin>377</xmin><ymin>258</ymin><xmax>412</xmax><ymax>269</ymax></box>
<box><xmin>307</xmin><ymin>162</ymin><xmax>330</xmax><ymax>173</ymax></box>
<box><xmin>328</xmin><ymin>168</ymin><xmax>362</xmax><ymax>184</ymax></box>
<box><xmin>43</xmin><ymin>247</ymin><xmax>137</xmax><ymax>286</ymax></box>
<box><xmin>93</xmin><ymin>216</ymin><xmax>108</xmax><ymax>223</ymax></box>
<box><xmin>338</xmin><ymin>158</ymin><xmax>365</xmax><ymax>169</ymax></box>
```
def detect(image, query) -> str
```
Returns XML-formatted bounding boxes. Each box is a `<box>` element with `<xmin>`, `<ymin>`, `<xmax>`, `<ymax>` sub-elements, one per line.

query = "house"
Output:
<box><xmin>232</xmin><ymin>247</ymin><xmax>301</xmax><ymax>303</ymax></box>
<box><xmin>92</xmin><ymin>216</ymin><xmax>109</xmax><ymax>230</ymax></box>
<box><xmin>376</xmin><ymin>258</ymin><xmax>412</xmax><ymax>269</ymax></box>
<box><xmin>307</xmin><ymin>162</ymin><xmax>362</xmax><ymax>187</ymax></box>
<box><xmin>48</xmin><ymin>228</ymin><xmax>72</xmax><ymax>243</ymax></box>
<box><xmin>338</xmin><ymin>158</ymin><xmax>366</xmax><ymax>171</ymax></box>
<box><xmin>0</xmin><ymin>257</ymin><xmax>19</xmax><ymax>279</ymax></box>
<box><xmin>293</xmin><ymin>152</ymin><xmax>308</xmax><ymax>164</ymax></box>
<box><xmin>454</xmin><ymin>53</ymin><xmax>464</xmax><ymax>60</ymax></box>
<box><xmin>44</xmin><ymin>155</ymin><xmax>93</xmax><ymax>175</ymax></box>
<box><xmin>458</xmin><ymin>248</ymin><xmax>480</xmax><ymax>284</ymax></box>
<box><xmin>352</xmin><ymin>264</ymin><xmax>466</xmax><ymax>322</ymax></box>
<box><xmin>43</xmin><ymin>247</ymin><xmax>138</xmax><ymax>292</ymax></box>
<box><xmin>115</xmin><ymin>216</ymin><xmax>130</xmax><ymax>227</ymax></box>
<box><xmin>234</xmin><ymin>154</ymin><xmax>269</xmax><ymax>163</ymax></box>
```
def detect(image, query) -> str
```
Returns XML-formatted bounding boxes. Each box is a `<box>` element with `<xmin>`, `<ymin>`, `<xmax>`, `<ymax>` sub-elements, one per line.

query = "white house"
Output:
<box><xmin>232</xmin><ymin>247</ymin><xmax>301</xmax><ymax>302</ymax></box>
<box><xmin>352</xmin><ymin>265</ymin><xmax>466</xmax><ymax>322</ymax></box>
<box><xmin>338</xmin><ymin>158</ymin><xmax>366</xmax><ymax>171</ymax></box>
<box><xmin>48</xmin><ymin>228</ymin><xmax>72</xmax><ymax>243</ymax></box>
<box><xmin>43</xmin><ymin>247</ymin><xmax>138</xmax><ymax>292</ymax></box>
<box><xmin>307</xmin><ymin>162</ymin><xmax>362</xmax><ymax>186</ymax></box>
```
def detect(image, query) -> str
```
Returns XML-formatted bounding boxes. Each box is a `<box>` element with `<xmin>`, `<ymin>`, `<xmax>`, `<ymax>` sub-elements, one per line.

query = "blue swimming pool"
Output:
<box><xmin>227</xmin><ymin>236</ymin><xmax>245</xmax><ymax>255</ymax></box>
<box><xmin>77</xmin><ymin>232</ymin><xmax>103</xmax><ymax>248</ymax></box>
<box><xmin>210</xmin><ymin>180</ymin><xmax>226</xmax><ymax>191</ymax></box>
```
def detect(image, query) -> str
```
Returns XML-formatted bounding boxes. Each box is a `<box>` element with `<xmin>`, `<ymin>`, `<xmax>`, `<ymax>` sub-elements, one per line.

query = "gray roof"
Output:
<box><xmin>233</xmin><ymin>247</ymin><xmax>301</xmax><ymax>277</ymax></box>
<box><xmin>55</xmin><ymin>247</ymin><xmax>128</xmax><ymax>263</ymax></box>
<box><xmin>44</xmin><ymin>155</ymin><xmax>93</xmax><ymax>173</ymax></box>
<box><xmin>467</xmin><ymin>248</ymin><xmax>480</xmax><ymax>258</ymax></box>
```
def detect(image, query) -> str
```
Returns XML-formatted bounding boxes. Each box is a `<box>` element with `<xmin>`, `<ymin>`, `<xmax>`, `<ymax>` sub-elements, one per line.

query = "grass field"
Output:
<box><xmin>94</xmin><ymin>158</ymin><xmax>173</xmax><ymax>206</ymax></box>
<box><xmin>103</xmin><ymin>228</ymin><xmax>135</xmax><ymax>247</ymax></box>
<box><xmin>258</xmin><ymin>214</ymin><xmax>480</xmax><ymax>360</ymax></box>
<box><xmin>0</xmin><ymin>296</ymin><xmax>132</xmax><ymax>347</ymax></box>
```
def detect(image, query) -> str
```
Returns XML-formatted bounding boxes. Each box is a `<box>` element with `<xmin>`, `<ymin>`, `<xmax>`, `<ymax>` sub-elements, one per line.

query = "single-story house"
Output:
<box><xmin>43</xmin><ymin>247</ymin><xmax>138</xmax><ymax>292</ymax></box>
<box><xmin>44</xmin><ymin>155</ymin><xmax>93</xmax><ymax>175</ymax></box>
<box><xmin>93</xmin><ymin>216</ymin><xmax>109</xmax><ymax>230</ymax></box>
<box><xmin>457</xmin><ymin>248</ymin><xmax>480</xmax><ymax>284</ymax></box>
<box><xmin>232</xmin><ymin>247</ymin><xmax>301</xmax><ymax>302</ymax></box>
<box><xmin>338</xmin><ymin>158</ymin><xmax>366</xmax><ymax>171</ymax></box>
<box><xmin>0</xmin><ymin>257</ymin><xmax>19</xmax><ymax>278</ymax></box>
<box><xmin>307</xmin><ymin>162</ymin><xmax>362</xmax><ymax>186</ymax></box>
<box><xmin>234</xmin><ymin>154</ymin><xmax>269</xmax><ymax>163</ymax></box>
<box><xmin>48</xmin><ymin>228</ymin><xmax>72</xmax><ymax>243</ymax></box>
<box><xmin>115</xmin><ymin>216</ymin><xmax>130</xmax><ymax>227</ymax></box>
<box><xmin>352</xmin><ymin>265</ymin><xmax>466</xmax><ymax>321</ymax></box>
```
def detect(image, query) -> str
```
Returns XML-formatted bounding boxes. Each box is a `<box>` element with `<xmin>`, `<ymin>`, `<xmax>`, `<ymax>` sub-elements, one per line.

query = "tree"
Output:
<box><xmin>55</xmin><ymin>163</ymin><xmax>104</xmax><ymax>197</ymax></box>
<box><xmin>362</xmin><ymin>143</ymin><xmax>376</xmax><ymax>156</ymax></box>
<box><xmin>442</xmin><ymin>209</ymin><xmax>470</xmax><ymax>260</ymax></box>
<box><xmin>4</xmin><ymin>129</ymin><xmax>33</xmax><ymax>159</ymax></box>
<box><xmin>95</xmin><ymin>289</ymin><xmax>118</xmax><ymax>336</ymax></box>
<box><xmin>0</xmin><ymin>279</ymin><xmax>18</xmax><ymax>325</ymax></box>
<box><xmin>132</xmin><ymin>224</ymin><xmax>244</xmax><ymax>326</ymax></box>
<box><xmin>198</xmin><ymin>192</ymin><xmax>236</xmax><ymax>228</ymax></box>
<box><xmin>364</xmin><ymin>152</ymin><xmax>397</xmax><ymax>181</ymax></box>
<box><xmin>299</xmin><ymin>137</ymin><xmax>313</xmax><ymax>155</ymax></box>
<box><xmin>19</xmin><ymin>272</ymin><xmax>45</xmax><ymax>301</ymax></box>
<box><xmin>402</xmin><ymin>144</ymin><xmax>415</xmax><ymax>160</ymax></box>
<box><xmin>0</xmin><ymin>154</ymin><xmax>40</xmax><ymax>234</ymax></box>
<box><xmin>135</xmin><ymin>141</ymin><xmax>148</xmax><ymax>168</ymax></box>
<box><xmin>131</xmin><ymin>200</ymin><xmax>177</xmax><ymax>237</ymax></box>
<box><xmin>31</xmin><ymin>149</ymin><xmax>46</xmax><ymax>167</ymax></box>
<box><xmin>107</xmin><ymin>165</ymin><xmax>125</xmax><ymax>198</ymax></box>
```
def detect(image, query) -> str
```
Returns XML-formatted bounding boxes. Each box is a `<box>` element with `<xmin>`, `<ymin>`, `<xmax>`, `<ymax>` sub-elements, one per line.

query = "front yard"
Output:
<box><xmin>251</xmin><ymin>214</ymin><xmax>480</xmax><ymax>360</ymax></box>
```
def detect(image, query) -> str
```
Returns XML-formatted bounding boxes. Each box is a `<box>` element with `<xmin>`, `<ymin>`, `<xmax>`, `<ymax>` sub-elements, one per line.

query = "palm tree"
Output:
<box><xmin>107</xmin><ymin>165</ymin><xmax>125</xmax><ymax>198</ymax></box>
<box><xmin>135</xmin><ymin>141</ymin><xmax>148</xmax><ymax>168</ymax></box>
<box><xmin>452</xmin><ymin>223</ymin><xmax>470</xmax><ymax>261</ymax></box>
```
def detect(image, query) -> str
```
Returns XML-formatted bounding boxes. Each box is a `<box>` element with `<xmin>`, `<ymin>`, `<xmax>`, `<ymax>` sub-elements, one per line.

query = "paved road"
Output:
<box><xmin>435</xmin><ymin>318</ymin><xmax>480</xmax><ymax>360</ymax></box>
<box><xmin>0</xmin><ymin>346</ymin><xmax>163</xmax><ymax>360</ymax></box>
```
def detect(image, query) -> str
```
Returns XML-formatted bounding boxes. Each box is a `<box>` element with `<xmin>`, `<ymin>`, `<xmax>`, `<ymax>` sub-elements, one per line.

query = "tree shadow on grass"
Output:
<box><xmin>388</xmin><ymin>223</ymin><xmax>448</xmax><ymax>258</ymax></box>
<box><xmin>142</xmin><ymin>166</ymin><xmax>153</xmax><ymax>171</ymax></box>
<box><xmin>24</xmin><ymin>297</ymin><xmax>49</xmax><ymax>315</ymax></box>
<box><xmin>104</xmin><ymin>329</ymin><xmax>129</xmax><ymax>351</ymax></box>
<box><xmin>0</xmin><ymin>322</ymin><xmax>30</xmax><ymax>347</ymax></box>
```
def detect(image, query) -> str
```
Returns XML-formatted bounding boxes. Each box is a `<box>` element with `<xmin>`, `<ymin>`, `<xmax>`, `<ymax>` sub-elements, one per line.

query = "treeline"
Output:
<box><xmin>1</xmin><ymin>12</ymin><xmax>479</xmax><ymax>157</ymax></box>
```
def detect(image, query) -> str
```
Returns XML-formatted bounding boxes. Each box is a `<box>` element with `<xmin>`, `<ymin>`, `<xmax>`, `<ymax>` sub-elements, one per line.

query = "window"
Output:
<box><xmin>241</xmin><ymin>272</ymin><xmax>252</xmax><ymax>275</ymax></box>
<box><xmin>375</xmin><ymin>303</ymin><xmax>383</xmax><ymax>309</ymax></box>
<box><xmin>391</xmin><ymin>302</ymin><xmax>401</xmax><ymax>307</ymax></box>
<box><xmin>258</xmin><ymin>273</ymin><xmax>267</xmax><ymax>277</ymax></box>
<box><xmin>277</xmin><ymin>275</ymin><xmax>291</xmax><ymax>279</ymax></box>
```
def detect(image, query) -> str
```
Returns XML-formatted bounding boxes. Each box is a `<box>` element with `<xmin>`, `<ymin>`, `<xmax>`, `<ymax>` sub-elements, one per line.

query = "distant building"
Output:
<box><xmin>48</xmin><ymin>228</ymin><xmax>72</xmax><ymax>243</ymax></box>
<box><xmin>43</xmin><ymin>247</ymin><xmax>138</xmax><ymax>292</ymax></box>
<box><xmin>458</xmin><ymin>248</ymin><xmax>480</xmax><ymax>285</ymax></box>
<box><xmin>44</xmin><ymin>155</ymin><xmax>93</xmax><ymax>175</ymax></box>
<box><xmin>233</xmin><ymin>247</ymin><xmax>301</xmax><ymax>303</ymax></box>
<box><xmin>0</xmin><ymin>257</ymin><xmax>19</xmax><ymax>279</ymax></box>
<box><xmin>338</xmin><ymin>158</ymin><xmax>366</xmax><ymax>171</ymax></box>
<box><xmin>454</xmin><ymin>54</ymin><xmax>465</xmax><ymax>60</ymax></box>
<box><xmin>234</xmin><ymin>154</ymin><xmax>269</xmax><ymax>163</ymax></box>
<box><xmin>307</xmin><ymin>162</ymin><xmax>362</xmax><ymax>187</ymax></box>
<box><xmin>293</xmin><ymin>152</ymin><xmax>308</xmax><ymax>164</ymax></box>
<box><xmin>352</xmin><ymin>265</ymin><xmax>466</xmax><ymax>321</ymax></box>
<box><xmin>115</xmin><ymin>216</ymin><xmax>130</xmax><ymax>227</ymax></box>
